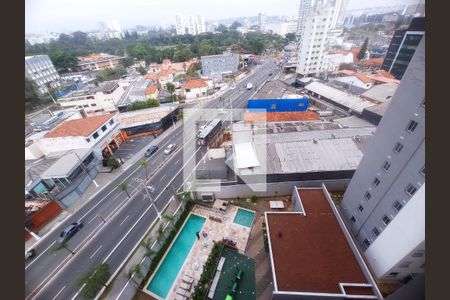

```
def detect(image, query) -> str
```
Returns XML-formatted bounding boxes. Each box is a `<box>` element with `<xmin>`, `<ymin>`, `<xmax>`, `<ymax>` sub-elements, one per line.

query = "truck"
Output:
<box><xmin>246</xmin><ymin>83</ymin><xmax>253</xmax><ymax>90</ymax></box>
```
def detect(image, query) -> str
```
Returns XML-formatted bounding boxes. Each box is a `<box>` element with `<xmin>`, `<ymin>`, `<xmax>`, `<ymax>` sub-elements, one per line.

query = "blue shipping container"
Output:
<box><xmin>247</xmin><ymin>97</ymin><xmax>309</xmax><ymax>112</ymax></box>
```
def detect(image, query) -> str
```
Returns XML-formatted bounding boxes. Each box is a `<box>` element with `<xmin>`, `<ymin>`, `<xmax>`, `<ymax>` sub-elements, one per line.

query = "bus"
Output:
<box><xmin>197</xmin><ymin>119</ymin><xmax>222</xmax><ymax>146</ymax></box>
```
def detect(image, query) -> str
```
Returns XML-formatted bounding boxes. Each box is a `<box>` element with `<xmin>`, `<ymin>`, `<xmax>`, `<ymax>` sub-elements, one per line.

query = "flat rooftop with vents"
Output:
<box><xmin>265</xmin><ymin>185</ymin><xmax>382</xmax><ymax>299</ymax></box>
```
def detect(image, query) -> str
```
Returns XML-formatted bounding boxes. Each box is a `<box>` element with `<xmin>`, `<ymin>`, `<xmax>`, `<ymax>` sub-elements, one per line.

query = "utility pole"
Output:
<box><xmin>72</xmin><ymin>151</ymin><xmax>99</xmax><ymax>188</ymax></box>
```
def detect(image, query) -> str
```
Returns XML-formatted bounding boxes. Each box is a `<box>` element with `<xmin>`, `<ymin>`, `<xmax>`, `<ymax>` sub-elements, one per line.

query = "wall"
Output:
<box><xmin>25</xmin><ymin>201</ymin><xmax>62</xmax><ymax>240</ymax></box>
<box><xmin>25</xmin><ymin>142</ymin><xmax>45</xmax><ymax>160</ymax></box>
<box><xmin>185</xmin><ymin>86</ymin><xmax>208</xmax><ymax>99</ymax></box>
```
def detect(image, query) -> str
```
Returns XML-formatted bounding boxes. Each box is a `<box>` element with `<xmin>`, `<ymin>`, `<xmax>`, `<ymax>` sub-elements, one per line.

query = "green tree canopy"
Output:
<box><xmin>357</xmin><ymin>37</ymin><xmax>369</xmax><ymax>61</ymax></box>
<box><xmin>77</xmin><ymin>263</ymin><xmax>110</xmax><ymax>299</ymax></box>
<box><xmin>285</xmin><ymin>33</ymin><xmax>296</xmax><ymax>42</ymax></box>
<box><xmin>48</xmin><ymin>49</ymin><xmax>78</xmax><ymax>72</ymax></box>
<box><xmin>230</xmin><ymin>21</ymin><xmax>243</xmax><ymax>30</ymax></box>
<box><xmin>121</xmin><ymin>57</ymin><xmax>134</xmax><ymax>68</ymax></box>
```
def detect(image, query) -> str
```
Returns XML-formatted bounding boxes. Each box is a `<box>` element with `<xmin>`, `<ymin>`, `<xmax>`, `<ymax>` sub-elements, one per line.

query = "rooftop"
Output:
<box><xmin>44</xmin><ymin>113</ymin><xmax>115</xmax><ymax>138</ymax></box>
<box><xmin>361</xmin><ymin>84</ymin><xmax>398</xmax><ymax>104</ymax></box>
<box><xmin>77</xmin><ymin>53</ymin><xmax>121</xmax><ymax>64</ymax></box>
<box><xmin>145</xmin><ymin>84</ymin><xmax>158</xmax><ymax>95</ymax></box>
<box><xmin>266</xmin><ymin>188</ymin><xmax>377</xmax><ymax>297</ymax></box>
<box><xmin>243</xmin><ymin>111</ymin><xmax>320</xmax><ymax>123</ymax></box>
<box><xmin>181</xmin><ymin>79</ymin><xmax>208</xmax><ymax>90</ymax></box>
<box><xmin>60</xmin><ymin>81</ymin><xmax>118</xmax><ymax>99</ymax></box>
<box><xmin>116</xmin><ymin>105</ymin><xmax>177</xmax><ymax>128</ymax></box>
<box><xmin>305</xmin><ymin>81</ymin><xmax>375</xmax><ymax>114</ymax></box>
<box><xmin>253</xmin><ymin>80</ymin><xmax>299</xmax><ymax>99</ymax></box>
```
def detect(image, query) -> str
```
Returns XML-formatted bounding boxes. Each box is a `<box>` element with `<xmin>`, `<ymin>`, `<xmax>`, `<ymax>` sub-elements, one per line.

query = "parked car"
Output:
<box><xmin>144</xmin><ymin>145</ymin><xmax>158</xmax><ymax>158</ymax></box>
<box><xmin>164</xmin><ymin>144</ymin><xmax>177</xmax><ymax>155</ymax></box>
<box><xmin>57</xmin><ymin>222</ymin><xmax>83</xmax><ymax>244</ymax></box>
<box><xmin>25</xmin><ymin>248</ymin><xmax>36</xmax><ymax>261</ymax></box>
<box><xmin>269</xmin><ymin>73</ymin><xmax>273</xmax><ymax>76</ymax></box>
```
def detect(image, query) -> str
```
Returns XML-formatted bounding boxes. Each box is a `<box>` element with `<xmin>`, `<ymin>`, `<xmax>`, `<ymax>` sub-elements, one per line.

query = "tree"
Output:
<box><xmin>197</xmin><ymin>40</ymin><xmax>216</xmax><ymax>56</ymax></box>
<box><xmin>53</xmin><ymin>241</ymin><xmax>75</xmax><ymax>255</ymax></box>
<box><xmin>137</xmin><ymin>66</ymin><xmax>147</xmax><ymax>75</ymax></box>
<box><xmin>166</xmin><ymin>82</ymin><xmax>176</xmax><ymax>101</ymax></box>
<box><xmin>48</xmin><ymin>49</ymin><xmax>78</xmax><ymax>72</ymax></box>
<box><xmin>172</xmin><ymin>44</ymin><xmax>194</xmax><ymax>62</ymax></box>
<box><xmin>96</xmin><ymin>66</ymin><xmax>127</xmax><ymax>82</ymax></box>
<box><xmin>118</xmin><ymin>182</ymin><xmax>131</xmax><ymax>198</ymax></box>
<box><xmin>140</xmin><ymin>159</ymin><xmax>149</xmax><ymax>180</ymax></box>
<box><xmin>157</xmin><ymin>224</ymin><xmax>166</xmax><ymax>244</ymax></box>
<box><xmin>230</xmin><ymin>21</ymin><xmax>243</xmax><ymax>30</ymax></box>
<box><xmin>357</xmin><ymin>37</ymin><xmax>369</xmax><ymax>61</ymax></box>
<box><xmin>141</xmin><ymin>238</ymin><xmax>156</xmax><ymax>258</ymax></box>
<box><xmin>285</xmin><ymin>33</ymin><xmax>296</xmax><ymax>42</ymax></box>
<box><xmin>77</xmin><ymin>263</ymin><xmax>110</xmax><ymax>299</ymax></box>
<box><xmin>25</xmin><ymin>78</ymin><xmax>51</xmax><ymax>111</ymax></box>
<box><xmin>126</xmin><ymin>264</ymin><xmax>143</xmax><ymax>288</ymax></box>
<box><xmin>216</xmin><ymin>24</ymin><xmax>228</xmax><ymax>33</ymax></box>
<box><xmin>121</xmin><ymin>57</ymin><xmax>134</xmax><ymax>68</ymax></box>
<box><xmin>107</xmin><ymin>158</ymin><xmax>120</xmax><ymax>169</ymax></box>
<box><xmin>130</xmin><ymin>43</ymin><xmax>149</xmax><ymax>60</ymax></box>
<box><xmin>162</xmin><ymin>215</ymin><xmax>176</xmax><ymax>228</ymax></box>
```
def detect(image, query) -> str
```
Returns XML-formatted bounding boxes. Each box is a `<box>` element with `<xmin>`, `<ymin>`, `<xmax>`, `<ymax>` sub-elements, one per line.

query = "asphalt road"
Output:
<box><xmin>25</xmin><ymin>58</ymin><xmax>279</xmax><ymax>300</ymax></box>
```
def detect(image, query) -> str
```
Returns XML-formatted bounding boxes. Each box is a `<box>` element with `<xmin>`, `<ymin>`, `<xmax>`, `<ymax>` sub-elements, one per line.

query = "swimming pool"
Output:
<box><xmin>146</xmin><ymin>214</ymin><xmax>206</xmax><ymax>299</ymax></box>
<box><xmin>233</xmin><ymin>208</ymin><xmax>255</xmax><ymax>228</ymax></box>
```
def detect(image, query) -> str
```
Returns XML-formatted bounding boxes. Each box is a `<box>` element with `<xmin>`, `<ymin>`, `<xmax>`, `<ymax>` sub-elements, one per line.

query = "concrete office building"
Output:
<box><xmin>200</xmin><ymin>52</ymin><xmax>239</xmax><ymax>81</ymax></box>
<box><xmin>340</xmin><ymin>38</ymin><xmax>425</xmax><ymax>281</ymax></box>
<box><xmin>296</xmin><ymin>0</ymin><xmax>335</xmax><ymax>77</ymax></box>
<box><xmin>25</xmin><ymin>55</ymin><xmax>61</xmax><ymax>94</ymax></box>
<box><xmin>175</xmin><ymin>15</ymin><xmax>206</xmax><ymax>35</ymax></box>
<box><xmin>381</xmin><ymin>17</ymin><xmax>425</xmax><ymax>80</ymax></box>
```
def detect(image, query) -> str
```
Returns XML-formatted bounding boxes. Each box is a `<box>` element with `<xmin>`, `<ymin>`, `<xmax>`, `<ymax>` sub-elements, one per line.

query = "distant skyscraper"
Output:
<box><xmin>175</xmin><ymin>15</ymin><xmax>206</xmax><ymax>35</ymax></box>
<box><xmin>340</xmin><ymin>37</ymin><xmax>425</xmax><ymax>281</ymax></box>
<box><xmin>381</xmin><ymin>17</ymin><xmax>425</xmax><ymax>79</ymax></box>
<box><xmin>258</xmin><ymin>13</ymin><xmax>267</xmax><ymax>32</ymax></box>
<box><xmin>296</xmin><ymin>0</ymin><xmax>312</xmax><ymax>38</ymax></box>
<box><xmin>296</xmin><ymin>0</ymin><xmax>335</xmax><ymax>77</ymax></box>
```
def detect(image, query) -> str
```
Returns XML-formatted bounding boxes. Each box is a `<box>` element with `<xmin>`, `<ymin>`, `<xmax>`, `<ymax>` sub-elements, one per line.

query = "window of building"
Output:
<box><xmin>382</xmin><ymin>161</ymin><xmax>391</xmax><ymax>172</ymax></box>
<box><xmin>372</xmin><ymin>227</ymin><xmax>380</xmax><ymax>237</ymax></box>
<box><xmin>350</xmin><ymin>216</ymin><xmax>356</xmax><ymax>223</ymax></box>
<box><xmin>382</xmin><ymin>215</ymin><xmax>391</xmax><ymax>225</ymax></box>
<box><xmin>93</xmin><ymin>132</ymin><xmax>99</xmax><ymax>139</ymax></box>
<box><xmin>358</xmin><ymin>205</ymin><xmax>364</xmax><ymax>212</ymax></box>
<box><xmin>393</xmin><ymin>200</ymin><xmax>403</xmax><ymax>212</ymax></box>
<box><xmin>373</xmin><ymin>177</ymin><xmax>380</xmax><ymax>187</ymax></box>
<box><xmin>405</xmin><ymin>184</ymin><xmax>418</xmax><ymax>196</ymax></box>
<box><xmin>393</xmin><ymin>142</ymin><xmax>404</xmax><ymax>153</ymax></box>
<box><xmin>420</xmin><ymin>166</ymin><xmax>425</xmax><ymax>176</ymax></box>
<box><xmin>406</xmin><ymin>120</ymin><xmax>418</xmax><ymax>133</ymax></box>
<box><xmin>398</xmin><ymin>261</ymin><xmax>412</xmax><ymax>268</ymax></box>
<box><xmin>365</xmin><ymin>192</ymin><xmax>371</xmax><ymax>201</ymax></box>
<box><xmin>387</xmin><ymin>272</ymin><xmax>399</xmax><ymax>278</ymax></box>
<box><xmin>363</xmin><ymin>239</ymin><xmax>371</xmax><ymax>248</ymax></box>
<box><xmin>101</xmin><ymin>125</ymin><xmax>107</xmax><ymax>132</ymax></box>
<box><xmin>109</xmin><ymin>119</ymin><xmax>114</xmax><ymax>125</ymax></box>
<box><xmin>91</xmin><ymin>103</ymin><xmax>97</xmax><ymax>107</ymax></box>
<box><xmin>86</xmin><ymin>138</ymin><xmax>91</xmax><ymax>143</ymax></box>
<box><xmin>412</xmin><ymin>250</ymin><xmax>424</xmax><ymax>258</ymax></box>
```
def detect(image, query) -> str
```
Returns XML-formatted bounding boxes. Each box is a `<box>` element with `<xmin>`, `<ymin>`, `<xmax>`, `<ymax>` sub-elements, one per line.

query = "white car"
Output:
<box><xmin>164</xmin><ymin>144</ymin><xmax>177</xmax><ymax>155</ymax></box>
<box><xmin>230</xmin><ymin>85</ymin><xmax>236</xmax><ymax>90</ymax></box>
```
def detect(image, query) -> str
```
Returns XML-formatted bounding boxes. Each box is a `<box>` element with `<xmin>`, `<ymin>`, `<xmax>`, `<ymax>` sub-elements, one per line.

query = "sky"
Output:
<box><xmin>25</xmin><ymin>0</ymin><xmax>421</xmax><ymax>34</ymax></box>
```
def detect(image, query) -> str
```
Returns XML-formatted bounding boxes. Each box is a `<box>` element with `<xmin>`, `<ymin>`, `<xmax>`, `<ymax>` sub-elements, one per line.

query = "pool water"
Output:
<box><xmin>233</xmin><ymin>208</ymin><xmax>255</xmax><ymax>228</ymax></box>
<box><xmin>146</xmin><ymin>214</ymin><xmax>206</xmax><ymax>298</ymax></box>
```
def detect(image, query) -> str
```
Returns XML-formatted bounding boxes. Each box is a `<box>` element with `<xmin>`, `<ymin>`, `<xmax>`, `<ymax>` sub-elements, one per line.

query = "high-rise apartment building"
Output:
<box><xmin>381</xmin><ymin>17</ymin><xmax>425</xmax><ymax>80</ymax></box>
<box><xmin>296</xmin><ymin>0</ymin><xmax>312</xmax><ymax>38</ymax></box>
<box><xmin>258</xmin><ymin>13</ymin><xmax>267</xmax><ymax>32</ymax></box>
<box><xmin>331</xmin><ymin>0</ymin><xmax>350</xmax><ymax>29</ymax></box>
<box><xmin>25</xmin><ymin>55</ymin><xmax>61</xmax><ymax>94</ymax></box>
<box><xmin>175</xmin><ymin>15</ymin><xmax>206</xmax><ymax>35</ymax></box>
<box><xmin>340</xmin><ymin>37</ymin><xmax>425</xmax><ymax>281</ymax></box>
<box><xmin>296</xmin><ymin>0</ymin><xmax>335</xmax><ymax>77</ymax></box>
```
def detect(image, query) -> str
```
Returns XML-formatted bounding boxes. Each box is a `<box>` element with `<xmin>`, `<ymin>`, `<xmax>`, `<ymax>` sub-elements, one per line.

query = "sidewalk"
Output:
<box><xmin>25</xmin><ymin>120</ymin><xmax>183</xmax><ymax>252</ymax></box>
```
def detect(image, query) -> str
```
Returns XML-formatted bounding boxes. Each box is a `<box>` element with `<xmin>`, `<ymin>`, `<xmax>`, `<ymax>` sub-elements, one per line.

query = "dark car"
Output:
<box><xmin>269</xmin><ymin>73</ymin><xmax>273</xmax><ymax>76</ymax></box>
<box><xmin>57</xmin><ymin>222</ymin><xmax>83</xmax><ymax>244</ymax></box>
<box><xmin>25</xmin><ymin>248</ymin><xmax>36</xmax><ymax>261</ymax></box>
<box><xmin>144</xmin><ymin>145</ymin><xmax>159</xmax><ymax>157</ymax></box>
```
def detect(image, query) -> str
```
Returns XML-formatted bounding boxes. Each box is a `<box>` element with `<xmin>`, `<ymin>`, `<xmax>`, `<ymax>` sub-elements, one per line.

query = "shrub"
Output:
<box><xmin>107</xmin><ymin>158</ymin><xmax>120</xmax><ymax>169</ymax></box>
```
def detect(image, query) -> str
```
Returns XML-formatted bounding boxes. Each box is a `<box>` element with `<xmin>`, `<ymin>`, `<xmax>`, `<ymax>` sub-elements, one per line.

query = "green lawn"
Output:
<box><xmin>212</xmin><ymin>248</ymin><xmax>256</xmax><ymax>300</ymax></box>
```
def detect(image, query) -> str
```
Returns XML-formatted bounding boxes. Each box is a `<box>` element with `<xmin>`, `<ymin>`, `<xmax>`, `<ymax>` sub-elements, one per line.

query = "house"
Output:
<box><xmin>180</xmin><ymin>79</ymin><xmax>210</xmax><ymax>100</ymax></box>
<box><xmin>77</xmin><ymin>53</ymin><xmax>122</xmax><ymax>71</ymax></box>
<box><xmin>158</xmin><ymin>69</ymin><xmax>175</xmax><ymax>87</ymax></box>
<box><xmin>334</xmin><ymin>72</ymin><xmax>374</xmax><ymax>90</ymax></box>
<box><xmin>145</xmin><ymin>84</ymin><xmax>159</xmax><ymax>99</ymax></box>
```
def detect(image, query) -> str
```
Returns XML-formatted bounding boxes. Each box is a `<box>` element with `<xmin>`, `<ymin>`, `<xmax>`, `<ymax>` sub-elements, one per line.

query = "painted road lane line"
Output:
<box><xmin>119</xmin><ymin>215</ymin><xmax>130</xmax><ymax>226</ymax></box>
<box><xmin>25</xmin><ymin>241</ymin><xmax>56</xmax><ymax>270</ymax></box>
<box><xmin>89</xmin><ymin>245</ymin><xmax>103</xmax><ymax>260</ymax></box>
<box><xmin>51</xmin><ymin>286</ymin><xmax>66</xmax><ymax>300</ymax></box>
<box><xmin>159</xmin><ymin>174</ymin><xmax>167</xmax><ymax>182</ymax></box>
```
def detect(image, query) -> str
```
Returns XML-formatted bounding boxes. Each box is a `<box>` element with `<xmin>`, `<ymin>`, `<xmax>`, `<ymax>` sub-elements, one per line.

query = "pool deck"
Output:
<box><xmin>163</xmin><ymin>204</ymin><xmax>254</xmax><ymax>300</ymax></box>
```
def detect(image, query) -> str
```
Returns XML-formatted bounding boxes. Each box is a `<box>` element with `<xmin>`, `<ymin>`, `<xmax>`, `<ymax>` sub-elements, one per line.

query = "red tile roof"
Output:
<box><xmin>370</xmin><ymin>76</ymin><xmax>400</xmax><ymax>84</ymax></box>
<box><xmin>354</xmin><ymin>73</ymin><xmax>373</xmax><ymax>84</ymax></box>
<box><xmin>145</xmin><ymin>84</ymin><xmax>158</xmax><ymax>95</ymax></box>
<box><xmin>360</xmin><ymin>57</ymin><xmax>383</xmax><ymax>67</ymax></box>
<box><xmin>44</xmin><ymin>113</ymin><xmax>115</xmax><ymax>138</ymax></box>
<box><xmin>145</xmin><ymin>73</ymin><xmax>159</xmax><ymax>80</ymax></box>
<box><xmin>339</xmin><ymin>69</ymin><xmax>356</xmax><ymax>76</ymax></box>
<box><xmin>244</xmin><ymin>111</ymin><xmax>320</xmax><ymax>123</ymax></box>
<box><xmin>266</xmin><ymin>188</ymin><xmax>376</xmax><ymax>295</ymax></box>
<box><xmin>181</xmin><ymin>79</ymin><xmax>208</xmax><ymax>90</ymax></box>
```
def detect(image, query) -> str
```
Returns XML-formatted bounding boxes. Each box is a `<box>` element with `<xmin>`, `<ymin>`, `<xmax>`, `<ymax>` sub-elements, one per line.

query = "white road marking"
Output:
<box><xmin>70</xmin><ymin>283</ymin><xmax>86</xmax><ymax>300</ymax></box>
<box><xmin>175</xmin><ymin>159</ymin><xmax>180</xmax><ymax>164</ymax></box>
<box><xmin>25</xmin><ymin>241</ymin><xmax>56</xmax><ymax>270</ymax></box>
<box><xmin>51</xmin><ymin>286</ymin><xmax>66</xmax><ymax>300</ymax></box>
<box><xmin>119</xmin><ymin>215</ymin><xmax>130</xmax><ymax>226</ymax></box>
<box><xmin>159</xmin><ymin>174</ymin><xmax>167</xmax><ymax>182</ymax></box>
<box><xmin>87</xmin><ymin>215</ymin><xmax>97</xmax><ymax>225</ymax></box>
<box><xmin>89</xmin><ymin>245</ymin><xmax>103</xmax><ymax>260</ymax></box>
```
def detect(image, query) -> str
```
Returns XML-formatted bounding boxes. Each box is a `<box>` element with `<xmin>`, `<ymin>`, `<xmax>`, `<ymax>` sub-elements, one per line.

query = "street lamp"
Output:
<box><xmin>145</xmin><ymin>185</ymin><xmax>161</xmax><ymax>220</ymax></box>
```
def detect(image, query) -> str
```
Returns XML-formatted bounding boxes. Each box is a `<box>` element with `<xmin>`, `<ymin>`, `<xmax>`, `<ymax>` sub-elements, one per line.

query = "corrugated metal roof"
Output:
<box><xmin>305</xmin><ymin>82</ymin><xmax>375</xmax><ymax>114</ymax></box>
<box><xmin>40</xmin><ymin>148</ymin><xmax>92</xmax><ymax>179</ymax></box>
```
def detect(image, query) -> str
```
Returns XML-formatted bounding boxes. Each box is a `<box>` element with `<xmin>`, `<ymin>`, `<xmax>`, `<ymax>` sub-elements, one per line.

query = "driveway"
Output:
<box><xmin>113</xmin><ymin>134</ymin><xmax>155</xmax><ymax>162</ymax></box>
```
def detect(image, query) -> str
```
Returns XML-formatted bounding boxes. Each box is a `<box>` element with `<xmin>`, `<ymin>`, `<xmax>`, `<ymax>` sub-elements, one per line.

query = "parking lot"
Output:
<box><xmin>113</xmin><ymin>134</ymin><xmax>155</xmax><ymax>162</ymax></box>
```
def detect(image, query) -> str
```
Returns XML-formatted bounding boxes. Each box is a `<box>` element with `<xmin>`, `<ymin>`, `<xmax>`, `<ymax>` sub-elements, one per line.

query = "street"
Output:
<box><xmin>25</xmin><ymin>58</ymin><xmax>279</xmax><ymax>300</ymax></box>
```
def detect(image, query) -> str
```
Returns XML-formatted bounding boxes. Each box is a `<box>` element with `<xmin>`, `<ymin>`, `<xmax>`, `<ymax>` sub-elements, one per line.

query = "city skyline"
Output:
<box><xmin>25</xmin><ymin>0</ymin><xmax>420</xmax><ymax>34</ymax></box>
